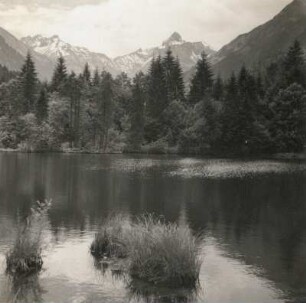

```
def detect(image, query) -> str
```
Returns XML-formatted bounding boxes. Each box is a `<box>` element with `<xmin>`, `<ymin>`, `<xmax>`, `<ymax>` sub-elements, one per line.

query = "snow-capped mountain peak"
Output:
<box><xmin>162</xmin><ymin>32</ymin><xmax>185</xmax><ymax>47</ymax></box>
<box><xmin>21</xmin><ymin>35</ymin><xmax>120</xmax><ymax>75</ymax></box>
<box><xmin>114</xmin><ymin>32</ymin><xmax>216</xmax><ymax>75</ymax></box>
<box><xmin>21</xmin><ymin>35</ymin><xmax>88</xmax><ymax>58</ymax></box>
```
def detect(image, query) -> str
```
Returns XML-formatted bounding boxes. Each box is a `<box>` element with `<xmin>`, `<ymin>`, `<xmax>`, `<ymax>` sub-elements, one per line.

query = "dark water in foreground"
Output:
<box><xmin>0</xmin><ymin>153</ymin><xmax>305</xmax><ymax>303</ymax></box>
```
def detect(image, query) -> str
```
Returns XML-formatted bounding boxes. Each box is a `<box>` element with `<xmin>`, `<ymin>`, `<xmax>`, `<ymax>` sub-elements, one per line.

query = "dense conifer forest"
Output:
<box><xmin>0</xmin><ymin>41</ymin><xmax>305</xmax><ymax>154</ymax></box>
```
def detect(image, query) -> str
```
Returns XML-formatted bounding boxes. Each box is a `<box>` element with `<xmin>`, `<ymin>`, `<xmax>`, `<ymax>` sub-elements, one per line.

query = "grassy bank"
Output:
<box><xmin>91</xmin><ymin>214</ymin><xmax>202</xmax><ymax>288</ymax></box>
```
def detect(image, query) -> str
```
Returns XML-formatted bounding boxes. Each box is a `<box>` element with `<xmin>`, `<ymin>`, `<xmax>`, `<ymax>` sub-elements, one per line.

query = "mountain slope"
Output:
<box><xmin>114</xmin><ymin>32</ymin><xmax>215</xmax><ymax>75</ymax></box>
<box><xmin>0</xmin><ymin>27</ymin><xmax>54</xmax><ymax>80</ymax></box>
<box><xmin>212</xmin><ymin>0</ymin><xmax>306</xmax><ymax>78</ymax></box>
<box><xmin>21</xmin><ymin>35</ymin><xmax>120</xmax><ymax>76</ymax></box>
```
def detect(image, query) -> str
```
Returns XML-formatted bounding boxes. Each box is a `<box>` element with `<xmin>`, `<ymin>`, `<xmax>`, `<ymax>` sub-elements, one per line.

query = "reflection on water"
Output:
<box><xmin>6</xmin><ymin>273</ymin><xmax>44</xmax><ymax>303</ymax></box>
<box><xmin>0</xmin><ymin>153</ymin><xmax>305</xmax><ymax>303</ymax></box>
<box><xmin>127</xmin><ymin>280</ymin><xmax>199</xmax><ymax>303</ymax></box>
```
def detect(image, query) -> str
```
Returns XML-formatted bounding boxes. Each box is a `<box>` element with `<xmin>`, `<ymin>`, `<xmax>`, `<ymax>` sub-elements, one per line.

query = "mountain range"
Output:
<box><xmin>21</xmin><ymin>32</ymin><xmax>215</xmax><ymax>78</ymax></box>
<box><xmin>0</xmin><ymin>0</ymin><xmax>305</xmax><ymax>81</ymax></box>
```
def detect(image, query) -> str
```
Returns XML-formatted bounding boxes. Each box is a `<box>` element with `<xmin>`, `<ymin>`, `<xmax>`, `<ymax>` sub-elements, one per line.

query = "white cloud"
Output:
<box><xmin>0</xmin><ymin>0</ymin><xmax>292</xmax><ymax>57</ymax></box>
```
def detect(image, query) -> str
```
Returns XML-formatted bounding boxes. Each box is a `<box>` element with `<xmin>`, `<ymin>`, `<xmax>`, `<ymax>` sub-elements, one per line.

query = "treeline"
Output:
<box><xmin>0</xmin><ymin>41</ymin><xmax>305</xmax><ymax>154</ymax></box>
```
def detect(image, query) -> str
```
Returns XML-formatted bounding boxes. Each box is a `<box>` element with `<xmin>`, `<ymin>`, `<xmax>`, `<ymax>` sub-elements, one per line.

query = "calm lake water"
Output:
<box><xmin>0</xmin><ymin>153</ymin><xmax>305</xmax><ymax>303</ymax></box>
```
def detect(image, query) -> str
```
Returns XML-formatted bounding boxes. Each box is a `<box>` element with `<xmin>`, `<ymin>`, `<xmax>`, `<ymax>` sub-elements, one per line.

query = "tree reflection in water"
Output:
<box><xmin>127</xmin><ymin>279</ymin><xmax>200</xmax><ymax>303</ymax></box>
<box><xmin>7</xmin><ymin>272</ymin><xmax>44</xmax><ymax>303</ymax></box>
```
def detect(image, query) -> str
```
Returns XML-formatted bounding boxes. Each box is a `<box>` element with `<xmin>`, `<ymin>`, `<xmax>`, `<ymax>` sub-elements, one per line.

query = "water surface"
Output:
<box><xmin>0</xmin><ymin>153</ymin><xmax>305</xmax><ymax>303</ymax></box>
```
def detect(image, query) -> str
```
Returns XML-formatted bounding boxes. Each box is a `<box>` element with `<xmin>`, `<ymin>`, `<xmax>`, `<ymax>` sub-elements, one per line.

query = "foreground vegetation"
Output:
<box><xmin>0</xmin><ymin>41</ymin><xmax>305</xmax><ymax>155</ymax></box>
<box><xmin>6</xmin><ymin>200</ymin><xmax>51</xmax><ymax>274</ymax></box>
<box><xmin>91</xmin><ymin>214</ymin><xmax>202</xmax><ymax>288</ymax></box>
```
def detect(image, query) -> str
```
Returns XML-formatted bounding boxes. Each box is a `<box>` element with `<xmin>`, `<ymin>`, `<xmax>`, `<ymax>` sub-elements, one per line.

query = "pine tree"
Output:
<box><xmin>231</xmin><ymin>66</ymin><xmax>259</xmax><ymax>150</ymax></box>
<box><xmin>173</xmin><ymin>57</ymin><xmax>185</xmax><ymax>101</ymax></box>
<box><xmin>35</xmin><ymin>88</ymin><xmax>48</xmax><ymax>123</ymax></box>
<box><xmin>145</xmin><ymin>56</ymin><xmax>168</xmax><ymax>142</ymax></box>
<box><xmin>201</xmin><ymin>97</ymin><xmax>221</xmax><ymax>149</ymax></box>
<box><xmin>99</xmin><ymin>72</ymin><xmax>114</xmax><ymax>151</ymax></box>
<box><xmin>113</xmin><ymin>72</ymin><xmax>132</xmax><ymax>132</ymax></box>
<box><xmin>188</xmin><ymin>52</ymin><xmax>213</xmax><ymax>105</ymax></box>
<box><xmin>220</xmin><ymin>73</ymin><xmax>240</xmax><ymax>149</ymax></box>
<box><xmin>92</xmin><ymin>69</ymin><xmax>100</xmax><ymax>87</ymax></box>
<box><xmin>128</xmin><ymin>72</ymin><xmax>146</xmax><ymax>150</ymax></box>
<box><xmin>212</xmin><ymin>76</ymin><xmax>224</xmax><ymax>101</ymax></box>
<box><xmin>65</xmin><ymin>72</ymin><xmax>83</xmax><ymax>147</ymax></box>
<box><xmin>147</xmin><ymin>56</ymin><xmax>168</xmax><ymax>117</ymax></box>
<box><xmin>283</xmin><ymin>40</ymin><xmax>305</xmax><ymax>87</ymax></box>
<box><xmin>20</xmin><ymin>52</ymin><xmax>38</xmax><ymax>113</ymax></box>
<box><xmin>51</xmin><ymin>56</ymin><xmax>67</xmax><ymax>92</ymax></box>
<box><xmin>82</xmin><ymin>63</ymin><xmax>91</xmax><ymax>84</ymax></box>
<box><xmin>162</xmin><ymin>50</ymin><xmax>185</xmax><ymax>102</ymax></box>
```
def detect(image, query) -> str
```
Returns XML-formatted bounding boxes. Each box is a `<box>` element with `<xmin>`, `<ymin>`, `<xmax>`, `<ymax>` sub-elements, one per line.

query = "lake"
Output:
<box><xmin>0</xmin><ymin>153</ymin><xmax>305</xmax><ymax>303</ymax></box>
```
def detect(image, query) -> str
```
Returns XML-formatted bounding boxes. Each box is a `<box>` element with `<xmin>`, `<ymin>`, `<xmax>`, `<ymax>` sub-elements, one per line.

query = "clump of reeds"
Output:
<box><xmin>127</xmin><ymin>215</ymin><xmax>201</xmax><ymax>288</ymax></box>
<box><xmin>6</xmin><ymin>200</ymin><xmax>52</xmax><ymax>275</ymax></box>
<box><xmin>90</xmin><ymin>214</ymin><xmax>132</xmax><ymax>259</ymax></box>
<box><xmin>91</xmin><ymin>214</ymin><xmax>202</xmax><ymax>288</ymax></box>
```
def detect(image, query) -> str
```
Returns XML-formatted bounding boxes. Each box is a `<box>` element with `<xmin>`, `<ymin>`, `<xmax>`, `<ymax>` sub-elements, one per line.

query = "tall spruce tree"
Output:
<box><xmin>128</xmin><ymin>72</ymin><xmax>146</xmax><ymax>150</ymax></box>
<box><xmin>163</xmin><ymin>50</ymin><xmax>185</xmax><ymax>102</ymax></box>
<box><xmin>65</xmin><ymin>72</ymin><xmax>83</xmax><ymax>147</ymax></box>
<box><xmin>212</xmin><ymin>76</ymin><xmax>224</xmax><ymax>101</ymax></box>
<box><xmin>236</xmin><ymin>66</ymin><xmax>257</xmax><ymax>149</ymax></box>
<box><xmin>92</xmin><ymin>69</ymin><xmax>100</xmax><ymax>87</ymax></box>
<box><xmin>20</xmin><ymin>52</ymin><xmax>38</xmax><ymax>114</ymax></box>
<box><xmin>99</xmin><ymin>72</ymin><xmax>114</xmax><ymax>150</ymax></box>
<box><xmin>220</xmin><ymin>73</ymin><xmax>240</xmax><ymax>149</ymax></box>
<box><xmin>35</xmin><ymin>88</ymin><xmax>48</xmax><ymax>123</ymax></box>
<box><xmin>113</xmin><ymin>72</ymin><xmax>132</xmax><ymax>132</ymax></box>
<box><xmin>188</xmin><ymin>52</ymin><xmax>213</xmax><ymax>105</ymax></box>
<box><xmin>147</xmin><ymin>56</ymin><xmax>168</xmax><ymax>117</ymax></box>
<box><xmin>82</xmin><ymin>63</ymin><xmax>91</xmax><ymax>84</ymax></box>
<box><xmin>51</xmin><ymin>56</ymin><xmax>67</xmax><ymax>92</ymax></box>
<box><xmin>145</xmin><ymin>56</ymin><xmax>168</xmax><ymax>142</ymax></box>
<box><xmin>283</xmin><ymin>40</ymin><xmax>305</xmax><ymax>88</ymax></box>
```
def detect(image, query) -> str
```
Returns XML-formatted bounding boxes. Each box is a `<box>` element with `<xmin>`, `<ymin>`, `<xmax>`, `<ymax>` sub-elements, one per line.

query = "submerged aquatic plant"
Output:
<box><xmin>6</xmin><ymin>200</ymin><xmax>52</xmax><ymax>275</ymax></box>
<box><xmin>91</xmin><ymin>214</ymin><xmax>202</xmax><ymax>289</ymax></box>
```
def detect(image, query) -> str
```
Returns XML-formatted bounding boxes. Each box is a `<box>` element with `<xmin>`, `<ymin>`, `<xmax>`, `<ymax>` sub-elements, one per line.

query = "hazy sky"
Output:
<box><xmin>0</xmin><ymin>0</ymin><xmax>292</xmax><ymax>57</ymax></box>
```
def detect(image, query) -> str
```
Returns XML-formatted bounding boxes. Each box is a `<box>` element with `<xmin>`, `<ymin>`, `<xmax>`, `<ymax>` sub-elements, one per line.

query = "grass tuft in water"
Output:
<box><xmin>127</xmin><ymin>215</ymin><xmax>202</xmax><ymax>288</ymax></box>
<box><xmin>91</xmin><ymin>214</ymin><xmax>202</xmax><ymax>288</ymax></box>
<box><xmin>6</xmin><ymin>200</ymin><xmax>52</xmax><ymax>275</ymax></box>
<box><xmin>90</xmin><ymin>214</ymin><xmax>132</xmax><ymax>259</ymax></box>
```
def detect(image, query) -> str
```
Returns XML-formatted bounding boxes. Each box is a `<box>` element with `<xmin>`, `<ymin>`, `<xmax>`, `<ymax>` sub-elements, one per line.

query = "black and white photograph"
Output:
<box><xmin>0</xmin><ymin>0</ymin><xmax>305</xmax><ymax>302</ymax></box>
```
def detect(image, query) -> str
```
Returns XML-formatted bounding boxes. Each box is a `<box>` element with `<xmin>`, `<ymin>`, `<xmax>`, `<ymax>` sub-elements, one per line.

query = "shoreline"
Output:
<box><xmin>0</xmin><ymin>148</ymin><xmax>305</xmax><ymax>160</ymax></box>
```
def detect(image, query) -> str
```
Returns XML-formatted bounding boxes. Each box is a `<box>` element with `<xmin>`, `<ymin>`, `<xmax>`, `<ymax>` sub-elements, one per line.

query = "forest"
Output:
<box><xmin>0</xmin><ymin>40</ymin><xmax>305</xmax><ymax>155</ymax></box>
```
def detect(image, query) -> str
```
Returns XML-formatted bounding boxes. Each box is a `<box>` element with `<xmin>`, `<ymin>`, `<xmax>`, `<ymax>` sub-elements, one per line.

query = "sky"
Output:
<box><xmin>0</xmin><ymin>0</ymin><xmax>292</xmax><ymax>57</ymax></box>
